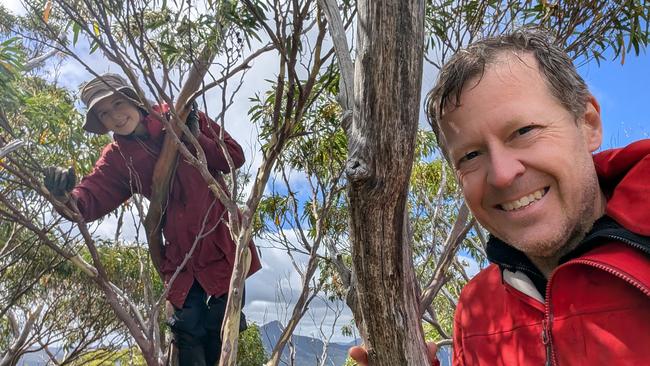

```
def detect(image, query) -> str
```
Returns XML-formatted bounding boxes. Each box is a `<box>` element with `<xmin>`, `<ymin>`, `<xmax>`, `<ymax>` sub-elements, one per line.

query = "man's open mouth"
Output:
<box><xmin>499</xmin><ymin>187</ymin><xmax>550</xmax><ymax>211</ymax></box>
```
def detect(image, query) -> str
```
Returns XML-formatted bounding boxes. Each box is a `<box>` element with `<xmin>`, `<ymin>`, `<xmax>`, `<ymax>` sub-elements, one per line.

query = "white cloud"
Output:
<box><xmin>1</xmin><ymin>0</ymin><xmax>27</xmax><ymax>15</ymax></box>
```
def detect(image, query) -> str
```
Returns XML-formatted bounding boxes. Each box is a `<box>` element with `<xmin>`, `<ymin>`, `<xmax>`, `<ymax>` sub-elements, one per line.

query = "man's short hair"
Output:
<box><xmin>425</xmin><ymin>27</ymin><xmax>590</xmax><ymax>151</ymax></box>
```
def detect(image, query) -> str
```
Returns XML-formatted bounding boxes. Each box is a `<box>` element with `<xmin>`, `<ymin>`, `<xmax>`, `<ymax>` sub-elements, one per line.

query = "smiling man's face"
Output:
<box><xmin>441</xmin><ymin>52</ymin><xmax>604</xmax><ymax>261</ymax></box>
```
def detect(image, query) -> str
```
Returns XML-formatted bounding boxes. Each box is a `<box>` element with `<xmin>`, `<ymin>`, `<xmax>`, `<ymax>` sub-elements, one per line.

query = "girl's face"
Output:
<box><xmin>93</xmin><ymin>94</ymin><xmax>143</xmax><ymax>136</ymax></box>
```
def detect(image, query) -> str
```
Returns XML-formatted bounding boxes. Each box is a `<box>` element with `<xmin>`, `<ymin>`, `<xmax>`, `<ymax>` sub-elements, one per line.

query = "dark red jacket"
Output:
<box><xmin>451</xmin><ymin>140</ymin><xmax>650</xmax><ymax>365</ymax></box>
<box><xmin>72</xmin><ymin>109</ymin><xmax>261</xmax><ymax>308</ymax></box>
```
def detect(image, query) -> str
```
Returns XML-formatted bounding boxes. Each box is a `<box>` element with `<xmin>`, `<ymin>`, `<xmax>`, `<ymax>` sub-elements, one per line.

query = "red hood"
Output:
<box><xmin>594</xmin><ymin>139</ymin><xmax>650</xmax><ymax>236</ymax></box>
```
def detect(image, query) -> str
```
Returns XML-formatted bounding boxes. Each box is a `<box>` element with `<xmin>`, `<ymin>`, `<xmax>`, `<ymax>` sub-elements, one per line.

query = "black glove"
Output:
<box><xmin>185</xmin><ymin>101</ymin><xmax>200</xmax><ymax>138</ymax></box>
<box><xmin>44</xmin><ymin>166</ymin><xmax>76</xmax><ymax>197</ymax></box>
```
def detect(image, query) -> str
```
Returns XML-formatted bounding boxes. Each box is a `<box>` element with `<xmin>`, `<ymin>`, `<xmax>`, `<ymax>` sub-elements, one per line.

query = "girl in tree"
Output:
<box><xmin>44</xmin><ymin>73</ymin><xmax>261</xmax><ymax>365</ymax></box>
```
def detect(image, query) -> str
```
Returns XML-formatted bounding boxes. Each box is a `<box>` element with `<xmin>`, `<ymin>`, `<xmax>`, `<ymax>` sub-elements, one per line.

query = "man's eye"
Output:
<box><xmin>460</xmin><ymin>151</ymin><xmax>480</xmax><ymax>163</ymax></box>
<box><xmin>517</xmin><ymin>125</ymin><xmax>535</xmax><ymax>135</ymax></box>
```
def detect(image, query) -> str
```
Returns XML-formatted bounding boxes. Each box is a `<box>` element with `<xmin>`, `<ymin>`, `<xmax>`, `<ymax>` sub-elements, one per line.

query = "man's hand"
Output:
<box><xmin>44</xmin><ymin>166</ymin><xmax>76</xmax><ymax>197</ymax></box>
<box><xmin>185</xmin><ymin>100</ymin><xmax>200</xmax><ymax>138</ymax></box>
<box><xmin>348</xmin><ymin>342</ymin><xmax>440</xmax><ymax>366</ymax></box>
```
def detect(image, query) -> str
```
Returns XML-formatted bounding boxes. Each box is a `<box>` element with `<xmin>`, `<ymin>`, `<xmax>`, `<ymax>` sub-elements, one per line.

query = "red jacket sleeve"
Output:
<box><xmin>195</xmin><ymin>112</ymin><xmax>245</xmax><ymax>173</ymax></box>
<box><xmin>71</xmin><ymin>143</ymin><xmax>133</xmax><ymax>222</ymax></box>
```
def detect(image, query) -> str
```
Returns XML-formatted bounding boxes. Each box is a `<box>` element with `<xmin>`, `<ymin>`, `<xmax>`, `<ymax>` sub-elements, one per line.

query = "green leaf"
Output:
<box><xmin>89</xmin><ymin>40</ymin><xmax>100</xmax><ymax>54</ymax></box>
<box><xmin>72</xmin><ymin>21</ymin><xmax>81</xmax><ymax>45</ymax></box>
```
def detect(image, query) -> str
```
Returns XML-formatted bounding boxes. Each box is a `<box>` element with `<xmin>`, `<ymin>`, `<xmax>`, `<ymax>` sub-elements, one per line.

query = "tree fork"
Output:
<box><xmin>347</xmin><ymin>0</ymin><xmax>429</xmax><ymax>364</ymax></box>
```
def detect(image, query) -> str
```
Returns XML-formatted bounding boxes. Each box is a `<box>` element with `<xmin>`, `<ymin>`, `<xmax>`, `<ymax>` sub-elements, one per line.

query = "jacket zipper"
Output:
<box><xmin>541</xmin><ymin>319</ymin><xmax>553</xmax><ymax>366</ymax></box>
<box><xmin>599</xmin><ymin>234</ymin><xmax>650</xmax><ymax>257</ymax></box>
<box><xmin>543</xmin><ymin>279</ymin><xmax>557</xmax><ymax>366</ymax></box>
<box><xmin>571</xmin><ymin>258</ymin><xmax>650</xmax><ymax>296</ymax></box>
<box><xmin>492</xmin><ymin>219</ymin><xmax>650</xmax><ymax>366</ymax></box>
<box><xmin>543</xmin><ymin>256</ymin><xmax>650</xmax><ymax>366</ymax></box>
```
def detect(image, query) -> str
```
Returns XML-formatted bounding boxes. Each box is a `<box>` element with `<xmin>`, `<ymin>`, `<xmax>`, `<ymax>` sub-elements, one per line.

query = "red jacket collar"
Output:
<box><xmin>594</xmin><ymin>139</ymin><xmax>650</xmax><ymax>236</ymax></box>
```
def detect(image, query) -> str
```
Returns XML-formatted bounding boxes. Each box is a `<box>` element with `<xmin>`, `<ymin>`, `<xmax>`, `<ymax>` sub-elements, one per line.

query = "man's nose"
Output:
<box><xmin>486</xmin><ymin>146</ymin><xmax>525</xmax><ymax>188</ymax></box>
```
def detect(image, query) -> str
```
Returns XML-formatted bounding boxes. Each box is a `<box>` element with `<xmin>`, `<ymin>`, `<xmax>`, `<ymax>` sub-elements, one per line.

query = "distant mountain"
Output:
<box><xmin>260</xmin><ymin>320</ymin><xmax>355</xmax><ymax>366</ymax></box>
<box><xmin>259</xmin><ymin>321</ymin><xmax>451</xmax><ymax>366</ymax></box>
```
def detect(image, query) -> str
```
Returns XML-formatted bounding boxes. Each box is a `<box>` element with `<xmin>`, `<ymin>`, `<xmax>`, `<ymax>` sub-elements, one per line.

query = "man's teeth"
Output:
<box><xmin>501</xmin><ymin>189</ymin><xmax>545</xmax><ymax>211</ymax></box>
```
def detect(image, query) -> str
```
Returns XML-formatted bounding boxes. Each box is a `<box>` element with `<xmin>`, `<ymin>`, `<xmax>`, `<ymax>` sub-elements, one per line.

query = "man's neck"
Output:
<box><xmin>527</xmin><ymin>245</ymin><xmax>574</xmax><ymax>279</ymax></box>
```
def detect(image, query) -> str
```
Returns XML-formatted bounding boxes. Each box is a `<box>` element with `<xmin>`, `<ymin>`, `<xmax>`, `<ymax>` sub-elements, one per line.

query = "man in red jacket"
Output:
<box><xmin>44</xmin><ymin>73</ymin><xmax>262</xmax><ymax>366</ymax></box>
<box><xmin>352</xmin><ymin>28</ymin><xmax>649</xmax><ymax>365</ymax></box>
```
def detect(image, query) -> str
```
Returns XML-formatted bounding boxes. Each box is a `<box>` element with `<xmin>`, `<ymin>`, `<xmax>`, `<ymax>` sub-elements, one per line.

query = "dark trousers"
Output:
<box><xmin>168</xmin><ymin>281</ymin><xmax>246</xmax><ymax>366</ymax></box>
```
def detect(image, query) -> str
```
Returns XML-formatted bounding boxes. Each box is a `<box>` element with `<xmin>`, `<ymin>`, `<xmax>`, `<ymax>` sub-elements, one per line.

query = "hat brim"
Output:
<box><xmin>82</xmin><ymin>87</ymin><xmax>143</xmax><ymax>134</ymax></box>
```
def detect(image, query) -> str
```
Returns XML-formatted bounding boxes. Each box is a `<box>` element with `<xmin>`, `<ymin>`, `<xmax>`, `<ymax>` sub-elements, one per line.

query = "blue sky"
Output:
<box><xmin>580</xmin><ymin>50</ymin><xmax>650</xmax><ymax>149</ymax></box>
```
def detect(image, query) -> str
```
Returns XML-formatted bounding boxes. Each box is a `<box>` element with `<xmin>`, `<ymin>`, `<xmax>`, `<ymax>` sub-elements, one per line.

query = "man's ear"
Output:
<box><xmin>580</xmin><ymin>95</ymin><xmax>603</xmax><ymax>153</ymax></box>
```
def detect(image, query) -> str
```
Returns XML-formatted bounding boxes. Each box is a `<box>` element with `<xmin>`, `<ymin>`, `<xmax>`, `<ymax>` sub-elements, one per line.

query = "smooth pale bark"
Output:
<box><xmin>318</xmin><ymin>0</ymin><xmax>354</xmax><ymax>131</ymax></box>
<box><xmin>346</xmin><ymin>0</ymin><xmax>429</xmax><ymax>365</ymax></box>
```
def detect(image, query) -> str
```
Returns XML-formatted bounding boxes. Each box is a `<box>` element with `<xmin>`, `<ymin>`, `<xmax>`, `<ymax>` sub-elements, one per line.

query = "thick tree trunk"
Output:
<box><xmin>346</xmin><ymin>0</ymin><xmax>429</xmax><ymax>365</ymax></box>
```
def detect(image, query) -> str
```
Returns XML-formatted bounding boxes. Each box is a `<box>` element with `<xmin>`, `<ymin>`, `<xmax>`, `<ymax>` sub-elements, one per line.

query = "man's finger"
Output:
<box><xmin>348</xmin><ymin>346</ymin><xmax>369</xmax><ymax>366</ymax></box>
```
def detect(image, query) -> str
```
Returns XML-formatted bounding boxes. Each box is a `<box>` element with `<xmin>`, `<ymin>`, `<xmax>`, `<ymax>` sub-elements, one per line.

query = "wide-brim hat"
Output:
<box><xmin>80</xmin><ymin>73</ymin><xmax>144</xmax><ymax>134</ymax></box>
